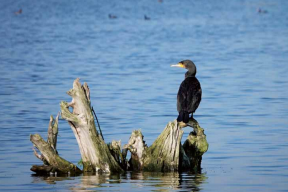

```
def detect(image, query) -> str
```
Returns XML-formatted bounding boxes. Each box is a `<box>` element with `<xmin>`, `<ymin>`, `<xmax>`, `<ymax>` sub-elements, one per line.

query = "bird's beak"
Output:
<box><xmin>171</xmin><ymin>63</ymin><xmax>185</xmax><ymax>68</ymax></box>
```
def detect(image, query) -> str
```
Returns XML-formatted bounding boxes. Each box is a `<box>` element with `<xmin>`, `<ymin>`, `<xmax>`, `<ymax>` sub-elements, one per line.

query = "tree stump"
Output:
<box><xmin>143</xmin><ymin>120</ymin><xmax>185</xmax><ymax>171</ymax></box>
<box><xmin>30</xmin><ymin>78</ymin><xmax>208</xmax><ymax>174</ymax></box>
<box><xmin>124</xmin><ymin>119</ymin><xmax>208</xmax><ymax>172</ymax></box>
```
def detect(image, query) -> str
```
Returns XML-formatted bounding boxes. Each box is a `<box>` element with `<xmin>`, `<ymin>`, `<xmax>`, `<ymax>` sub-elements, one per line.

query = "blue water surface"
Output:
<box><xmin>1</xmin><ymin>0</ymin><xmax>288</xmax><ymax>191</ymax></box>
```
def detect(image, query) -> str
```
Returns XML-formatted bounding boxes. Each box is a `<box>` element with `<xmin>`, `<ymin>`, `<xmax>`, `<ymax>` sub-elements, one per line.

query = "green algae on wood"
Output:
<box><xmin>183</xmin><ymin>119</ymin><xmax>209</xmax><ymax>172</ymax></box>
<box><xmin>60</xmin><ymin>78</ymin><xmax>123</xmax><ymax>173</ymax></box>
<box><xmin>47</xmin><ymin>114</ymin><xmax>59</xmax><ymax>153</ymax></box>
<box><xmin>30</xmin><ymin>133</ymin><xmax>81</xmax><ymax>174</ymax></box>
<box><xmin>143</xmin><ymin>120</ymin><xmax>184</xmax><ymax>172</ymax></box>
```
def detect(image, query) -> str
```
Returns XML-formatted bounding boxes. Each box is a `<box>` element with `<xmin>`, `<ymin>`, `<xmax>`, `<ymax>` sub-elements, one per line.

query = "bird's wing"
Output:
<box><xmin>191</xmin><ymin>87</ymin><xmax>202</xmax><ymax>112</ymax></box>
<box><xmin>177</xmin><ymin>83</ymin><xmax>188</xmax><ymax>112</ymax></box>
<box><xmin>186</xmin><ymin>77</ymin><xmax>202</xmax><ymax>113</ymax></box>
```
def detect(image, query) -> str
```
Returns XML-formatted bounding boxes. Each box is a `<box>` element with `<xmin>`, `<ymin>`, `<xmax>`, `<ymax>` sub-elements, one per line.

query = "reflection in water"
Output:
<box><xmin>72</xmin><ymin>172</ymin><xmax>113</xmax><ymax>191</ymax></box>
<box><xmin>130</xmin><ymin>172</ymin><xmax>207</xmax><ymax>191</ymax></box>
<box><xmin>31</xmin><ymin>174</ymin><xmax>74</xmax><ymax>185</ymax></box>
<box><xmin>32</xmin><ymin>172</ymin><xmax>207</xmax><ymax>191</ymax></box>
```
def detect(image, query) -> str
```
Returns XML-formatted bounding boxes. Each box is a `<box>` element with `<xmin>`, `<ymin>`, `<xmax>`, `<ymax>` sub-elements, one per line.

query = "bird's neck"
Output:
<box><xmin>185</xmin><ymin>71</ymin><xmax>195</xmax><ymax>78</ymax></box>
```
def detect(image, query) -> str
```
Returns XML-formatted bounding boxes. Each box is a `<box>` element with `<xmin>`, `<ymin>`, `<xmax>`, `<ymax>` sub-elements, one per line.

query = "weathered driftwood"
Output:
<box><xmin>144</xmin><ymin>120</ymin><xmax>186</xmax><ymax>171</ymax></box>
<box><xmin>30</xmin><ymin>165</ymin><xmax>54</xmax><ymax>174</ymax></box>
<box><xmin>123</xmin><ymin>119</ymin><xmax>208</xmax><ymax>172</ymax></box>
<box><xmin>32</xmin><ymin>115</ymin><xmax>59</xmax><ymax>165</ymax></box>
<box><xmin>60</xmin><ymin>78</ymin><xmax>122</xmax><ymax>173</ymax></box>
<box><xmin>30</xmin><ymin>114</ymin><xmax>81</xmax><ymax>175</ymax></box>
<box><xmin>47</xmin><ymin>115</ymin><xmax>58</xmax><ymax>153</ymax></box>
<box><xmin>183</xmin><ymin>119</ymin><xmax>209</xmax><ymax>171</ymax></box>
<box><xmin>30</xmin><ymin>78</ymin><xmax>208</xmax><ymax>174</ymax></box>
<box><xmin>123</xmin><ymin>130</ymin><xmax>147</xmax><ymax>171</ymax></box>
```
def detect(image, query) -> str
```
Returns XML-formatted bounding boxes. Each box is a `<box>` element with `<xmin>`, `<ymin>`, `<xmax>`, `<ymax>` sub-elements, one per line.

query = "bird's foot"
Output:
<box><xmin>177</xmin><ymin>117</ymin><xmax>200</xmax><ymax>129</ymax></box>
<box><xmin>177</xmin><ymin>121</ymin><xmax>187</xmax><ymax>128</ymax></box>
<box><xmin>186</xmin><ymin>117</ymin><xmax>199</xmax><ymax>129</ymax></box>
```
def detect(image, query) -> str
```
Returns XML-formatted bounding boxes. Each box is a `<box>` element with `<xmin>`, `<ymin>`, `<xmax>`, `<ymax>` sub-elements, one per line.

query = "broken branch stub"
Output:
<box><xmin>30</xmin><ymin>134</ymin><xmax>81</xmax><ymax>174</ymax></box>
<box><xmin>60</xmin><ymin>78</ymin><xmax>123</xmax><ymax>173</ymax></box>
<box><xmin>123</xmin><ymin>130</ymin><xmax>147</xmax><ymax>171</ymax></box>
<box><xmin>47</xmin><ymin>114</ymin><xmax>59</xmax><ymax>153</ymax></box>
<box><xmin>30</xmin><ymin>114</ymin><xmax>81</xmax><ymax>175</ymax></box>
<box><xmin>143</xmin><ymin>120</ymin><xmax>183</xmax><ymax>172</ymax></box>
<box><xmin>123</xmin><ymin>120</ymin><xmax>207</xmax><ymax>172</ymax></box>
<box><xmin>183</xmin><ymin>120</ymin><xmax>209</xmax><ymax>171</ymax></box>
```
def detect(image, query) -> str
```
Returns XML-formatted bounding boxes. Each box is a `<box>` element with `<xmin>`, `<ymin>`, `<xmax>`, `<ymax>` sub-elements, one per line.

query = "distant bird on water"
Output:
<box><xmin>144</xmin><ymin>15</ymin><xmax>151</xmax><ymax>20</ymax></box>
<box><xmin>15</xmin><ymin>9</ymin><xmax>22</xmax><ymax>15</ymax></box>
<box><xmin>257</xmin><ymin>8</ymin><xmax>268</xmax><ymax>14</ymax></box>
<box><xmin>108</xmin><ymin>14</ymin><xmax>117</xmax><ymax>19</ymax></box>
<box><xmin>171</xmin><ymin>60</ymin><xmax>202</xmax><ymax>123</ymax></box>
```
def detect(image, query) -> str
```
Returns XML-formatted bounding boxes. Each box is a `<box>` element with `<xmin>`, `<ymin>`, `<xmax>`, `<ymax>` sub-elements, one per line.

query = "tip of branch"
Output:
<box><xmin>73</xmin><ymin>78</ymin><xmax>82</xmax><ymax>89</ymax></box>
<box><xmin>30</xmin><ymin>134</ymin><xmax>41</xmax><ymax>142</ymax></box>
<box><xmin>60</xmin><ymin>101</ymin><xmax>68</xmax><ymax>108</ymax></box>
<box><xmin>56</xmin><ymin>112</ymin><xmax>60</xmax><ymax>121</ymax></box>
<box><xmin>67</xmin><ymin>89</ymin><xmax>76</xmax><ymax>96</ymax></box>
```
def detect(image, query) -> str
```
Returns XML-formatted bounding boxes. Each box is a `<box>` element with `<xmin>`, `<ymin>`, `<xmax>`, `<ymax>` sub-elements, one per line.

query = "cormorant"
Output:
<box><xmin>108</xmin><ymin>14</ymin><xmax>117</xmax><ymax>19</ymax></box>
<box><xmin>171</xmin><ymin>60</ymin><xmax>202</xmax><ymax>123</ymax></box>
<box><xmin>144</xmin><ymin>15</ymin><xmax>151</xmax><ymax>20</ymax></box>
<box><xmin>257</xmin><ymin>8</ymin><xmax>268</xmax><ymax>14</ymax></box>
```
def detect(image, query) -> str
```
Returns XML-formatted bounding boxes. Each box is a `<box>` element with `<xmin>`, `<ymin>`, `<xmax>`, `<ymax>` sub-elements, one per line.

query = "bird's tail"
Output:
<box><xmin>177</xmin><ymin>111</ymin><xmax>189</xmax><ymax>123</ymax></box>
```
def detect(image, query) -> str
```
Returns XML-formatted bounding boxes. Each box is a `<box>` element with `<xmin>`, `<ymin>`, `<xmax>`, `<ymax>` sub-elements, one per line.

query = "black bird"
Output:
<box><xmin>144</xmin><ymin>15</ymin><xmax>150</xmax><ymax>20</ymax></box>
<box><xmin>108</xmin><ymin>14</ymin><xmax>117</xmax><ymax>19</ymax></box>
<box><xmin>171</xmin><ymin>60</ymin><xmax>202</xmax><ymax>123</ymax></box>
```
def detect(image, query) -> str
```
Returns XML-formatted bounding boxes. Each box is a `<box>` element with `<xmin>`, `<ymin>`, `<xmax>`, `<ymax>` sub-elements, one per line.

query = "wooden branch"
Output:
<box><xmin>47</xmin><ymin>114</ymin><xmax>59</xmax><ymax>153</ymax></box>
<box><xmin>32</xmin><ymin>147</ymin><xmax>48</xmax><ymax>165</ymax></box>
<box><xmin>30</xmin><ymin>114</ymin><xmax>81</xmax><ymax>175</ymax></box>
<box><xmin>60</xmin><ymin>101</ymin><xmax>80</xmax><ymax>123</ymax></box>
<box><xmin>60</xmin><ymin>78</ymin><xmax>123</xmax><ymax>173</ymax></box>
<box><xmin>30</xmin><ymin>134</ymin><xmax>81</xmax><ymax>174</ymax></box>
<box><xmin>30</xmin><ymin>165</ymin><xmax>54</xmax><ymax>174</ymax></box>
<box><xmin>108</xmin><ymin>140</ymin><xmax>123</xmax><ymax>168</ymax></box>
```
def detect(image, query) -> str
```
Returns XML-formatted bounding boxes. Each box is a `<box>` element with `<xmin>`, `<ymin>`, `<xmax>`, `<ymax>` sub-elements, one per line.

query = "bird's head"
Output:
<box><xmin>171</xmin><ymin>60</ymin><xmax>196</xmax><ymax>76</ymax></box>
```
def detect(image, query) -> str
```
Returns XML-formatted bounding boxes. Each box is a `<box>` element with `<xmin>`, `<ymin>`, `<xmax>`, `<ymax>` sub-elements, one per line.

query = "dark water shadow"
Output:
<box><xmin>31</xmin><ymin>174</ymin><xmax>75</xmax><ymax>185</ymax></box>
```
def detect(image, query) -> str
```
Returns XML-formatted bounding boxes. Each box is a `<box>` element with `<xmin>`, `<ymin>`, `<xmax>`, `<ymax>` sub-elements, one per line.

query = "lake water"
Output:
<box><xmin>1</xmin><ymin>0</ymin><xmax>288</xmax><ymax>191</ymax></box>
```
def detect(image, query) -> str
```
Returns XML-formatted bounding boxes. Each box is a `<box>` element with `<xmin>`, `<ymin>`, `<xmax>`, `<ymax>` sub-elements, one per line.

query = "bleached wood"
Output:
<box><xmin>60</xmin><ymin>78</ymin><xmax>123</xmax><ymax>173</ymax></box>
